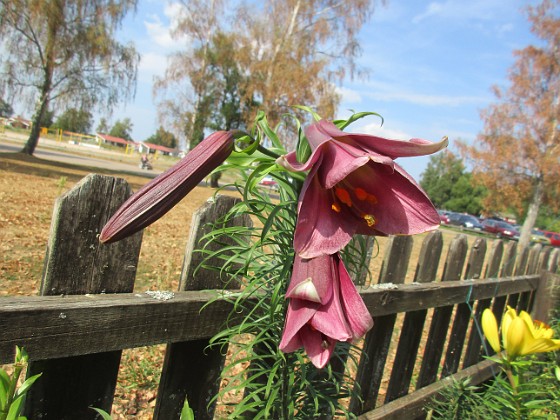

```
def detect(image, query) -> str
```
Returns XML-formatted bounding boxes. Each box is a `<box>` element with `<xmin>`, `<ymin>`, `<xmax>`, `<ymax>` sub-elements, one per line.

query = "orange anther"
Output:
<box><xmin>335</xmin><ymin>187</ymin><xmax>352</xmax><ymax>207</ymax></box>
<box><xmin>331</xmin><ymin>203</ymin><xmax>342</xmax><ymax>213</ymax></box>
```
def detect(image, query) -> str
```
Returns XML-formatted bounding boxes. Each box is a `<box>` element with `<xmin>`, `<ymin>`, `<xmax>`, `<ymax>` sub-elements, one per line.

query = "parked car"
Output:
<box><xmin>481</xmin><ymin>219</ymin><xmax>520</xmax><ymax>240</ymax></box>
<box><xmin>259</xmin><ymin>176</ymin><xmax>278</xmax><ymax>190</ymax></box>
<box><xmin>543</xmin><ymin>231</ymin><xmax>560</xmax><ymax>247</ymax></box>
<box><xmin>437</xmin><ymin>210</ymin><xmax>451</xmax><ymax>224</ymax></box>
<box><xmin>531</xmin><ymin>229</ymin><xmax>551</xmax><ymax>245</ymax></box>
<box><xmin>447</xmin><ymin>213</ymin><xmax>483</xmax><ymax>230</ymax></box>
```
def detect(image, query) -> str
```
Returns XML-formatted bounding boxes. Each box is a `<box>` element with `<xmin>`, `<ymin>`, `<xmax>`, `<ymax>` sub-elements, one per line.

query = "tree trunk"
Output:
<box><xmin>21</xmin><ymin>96</ymin><xmax>49</xmax><ymax>155</ymax></box>
<box><xmin>518</xmin><ymin>176</ymin><xmax>545</xmax><ymax>250</ymax></box>
<box><xmin>20</xmin><ymin>1</ymin><xmax>60</xmax><ymax>155</ymax></box>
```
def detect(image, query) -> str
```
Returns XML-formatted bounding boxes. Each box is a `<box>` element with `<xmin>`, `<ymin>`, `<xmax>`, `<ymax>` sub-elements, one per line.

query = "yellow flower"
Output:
<box><xmin>481</xmin><ymin>307</ymin><xmax>560</xmax><ymax>360</ymax></box>
<box><xmin>481</xmin><ymin>308</ymin><xmax>501</xmax><ymax>353</ymax></box>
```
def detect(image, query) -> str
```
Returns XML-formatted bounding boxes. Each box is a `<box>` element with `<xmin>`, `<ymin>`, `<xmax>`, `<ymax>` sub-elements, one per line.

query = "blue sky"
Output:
<box><xmin>109</xmin><ymin>0</ymin><xmax>539</xmax><ymax>180</ymax></box>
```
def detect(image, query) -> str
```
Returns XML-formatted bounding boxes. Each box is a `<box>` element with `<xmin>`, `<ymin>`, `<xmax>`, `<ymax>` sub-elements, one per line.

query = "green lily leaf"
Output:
<box><xmin>333</xmin><ymin>111</ymin><xmax>384</xmax><ymax>130</ymax></box>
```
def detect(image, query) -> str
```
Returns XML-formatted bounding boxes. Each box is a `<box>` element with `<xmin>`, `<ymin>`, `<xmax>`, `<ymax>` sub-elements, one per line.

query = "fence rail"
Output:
<box><xmin>1</xmin><ymin>173</ymin><xmax>559</xmax><ymax>419</ymax></box>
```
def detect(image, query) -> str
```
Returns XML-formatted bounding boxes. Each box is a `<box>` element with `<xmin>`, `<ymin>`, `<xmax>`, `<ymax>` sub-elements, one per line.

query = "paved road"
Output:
<box><xmin>0</xmin><ymin>138</ymin><xmax>162</xmax><ymax>178</ymax></box>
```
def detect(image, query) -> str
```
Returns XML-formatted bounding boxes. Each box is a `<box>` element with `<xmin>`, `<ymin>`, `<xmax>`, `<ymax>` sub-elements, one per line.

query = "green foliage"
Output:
<box><xmin>109</xmin><ymin>118</ymin><xmax>133</xmax><ymax>141</ymax></box>
<box><xmin>51</xmin><ymin>108</ymin><xmax>93</xmax><ymax>134</ymax></box>
<box><xmin>0</xmin><ymin>347</ymin><xmax>42</xmax><ymax>420</ymax></box>
<box><xmin>0</xmin><ymin>98</ymin><xmax>13</xmax><ymax>118</ymax></box>
<box><xmin>428</xmin><ymin>315</ymin><xmax>560</xmax><ymax>420</ymax></box>
<box><xmin>180</xmin><ymin>397</ymin><xmax>195</xmax><ymax>420</ymax></box>
<box><xmin>428</xmin><ymin>366</ymin><xmax>560</xmax><ymax>420</ymax></box>
<box><xmin>145</xmin><ymin>126</ymin><xmax>177</xmax><ymax>149</ymax></box>
<box><xmin>199</xmin><ymin>114</ymin><xmax>366</xmax><ymax>419</ymax></box>
<box><xmin>420</xmin><ymin>151</ymin><xmax>486</xmax><ymax>214</ymax></box>
<box><xmin>96</xmin><ymin>118</ymin><xmax>110</xmax><ymax>134</ymax></box>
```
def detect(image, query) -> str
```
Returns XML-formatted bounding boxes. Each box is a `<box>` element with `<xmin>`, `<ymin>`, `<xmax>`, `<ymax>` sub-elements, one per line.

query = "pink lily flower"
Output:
<box><xmin>277</xmin><ymin>119</ymin><xmax>448</xmax><ymax>258</ymax></box>
<box><xmin>279</xmin><ymin>254</ymin><xmax>373</xmax><ymax>369</ymax></box>
<box><xmin>100</xmin><ymin>131</ymin><xmax>234</xmax><ymax>243</ymax></box>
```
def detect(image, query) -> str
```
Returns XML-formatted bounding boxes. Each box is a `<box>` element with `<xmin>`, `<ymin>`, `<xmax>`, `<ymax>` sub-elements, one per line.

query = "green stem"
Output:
<box><xmin>505</xmin><ymin>367</ymin><xmax>522</xmax><ymax>420</ymax></box>
<box><xmin>257</xmin><ymin>143</ymin><xmax>281</xmax><ymax>159</ymax></box>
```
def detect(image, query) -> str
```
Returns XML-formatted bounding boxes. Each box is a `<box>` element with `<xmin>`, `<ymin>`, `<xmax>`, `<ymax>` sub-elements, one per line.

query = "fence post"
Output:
<box><xmin>384</xmin><ymin>231</ymin><xmax>443</xmax><ymax>403</ymax></box>
<box><xmin>416</xmin><ymin>234</ymin><xmax>468</xmax><ymax>389</ymax></box>
<box><xmin>491</xmin><ymin>241</ymin><xmax>517</xmax><ymax>327</ymax></box>
<box><xmin>154</xmin><ymin>195</ymin><xmax>251</xmax><ymax>420</ymax></box>
<box><xmin>350</xmin><ymin>235</ymin><xmax>413</xmax><ymax>414</ymax></box>
<box><xmin>463</xmin><ymin>239</ymin><xmax>504</xmax><ymax>368</ymax></box>
<box><xmin>441</xmin><ymin>237</ymin><xmax>487</xmax><ymax>377</ymax></box>
<box><xmin>23</xmin><ymin>174</ymin><xmax>142</xmax><ymax>419</ymax></box>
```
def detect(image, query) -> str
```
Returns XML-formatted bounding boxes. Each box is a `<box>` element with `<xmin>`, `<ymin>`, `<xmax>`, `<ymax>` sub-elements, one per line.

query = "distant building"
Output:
<box><xmin>6</xmin><ymin>116</ymin><xmax>31</xmax><ymax>129</ymax></box>
<box><xmin>96</xmin><ymin>133</ymin><xmax>134</xmax><ymax>148</ymax></box>
<box><xmin>137</xmin><ymin>141</ymin><xmax>177</xmax><ymax>156</ymax></box>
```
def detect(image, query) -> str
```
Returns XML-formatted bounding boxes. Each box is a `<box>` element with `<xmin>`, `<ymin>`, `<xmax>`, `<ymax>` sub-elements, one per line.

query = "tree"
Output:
<box><xmin>155</xmin><ymin>0</ymin><xmax>379</xmax><ymax>150</ymax></box>
<box><xmin>0</xmin><ymin>0</ymin><xmax>139</xmax><ymax>155</ymax></box>
<box><xmin>420</xmin><ymin>151</ymin><xmax>466</xmax><ymax>209</ymax></box>
<box><xmin>0</xmin><ymin>97</ymin><xmax>13</xmax><ymax>117</ymax></box>
<box><xmin>96</xmin><ymin>118</ymin><xmax>110</xmax><ymax>134</ymax></box>
<box><xmin>461</xmin><ymin>0</ymin><xmax>560</xmax><ymax>249</ymax></box>
<box><xmin>232</xmin><ymin>0</ymin><xmax>378</xmax><ymax>147</ymax></box>
<box><xmin>154</xmin><ymin>0</ymin><xmax>226</xmax><ymax>150</ymax></box>
<box><xmin>420</xmin><ymin>151</ymin><xmax>485</xmax><ymax>215</ymax></box>
<box><xmin>51</xmin><ymin>108</ymin><xmax>93</xmax><ymax>134</ymax></box>
<box><xmin>109</xmin><ymin>118</ymin><xmax>133</xmax><ymax>140</ymax></box>
<box><xmin>145</xmin><ymin>126</ymin><xmax>178</xmax><ymax>149</ymax></box>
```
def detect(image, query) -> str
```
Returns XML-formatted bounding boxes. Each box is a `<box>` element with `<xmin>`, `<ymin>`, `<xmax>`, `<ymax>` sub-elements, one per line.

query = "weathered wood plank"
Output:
<box><xmin>350</xmin><ymin>235</ymin><xmax>413</xmax><ymax>414</ymax></box>
<box><xmin>416</xmin><ymin>235</ymin><xmax>468</xmax><ymax>389</ymax></box>
<box><xmin>358</xmin><ymin>359</ymin><xmax>499</xmax><ymax>420</ymax></box>
<box><xmin>0</xmin><ymin>276</ymin><xmax>541</xmax><ymax>365</ymax></box>
<box><xmin>155</xmin><ymin>195</ymin><xmax>251</xmax><ymax>420</ymax></box>
<box><xmin>463</xmin><ymin>240</ymin><xmax>504</xmax><ymax>368</ymax></box>
<box><xmin>24</xmin><ymin>174</ymin><xmax>142</xmax><ymax>420</ymax></box>
<box><xmin>441</xmin><ymin>238</ymin><xmax>486</xmax><ymax>378</ymax></box>
<box><xmin>384</xmin><ymin>231</ymin><xmax>443</xmax><ymax>404</ymax></box>
<box><xmin>532</xmin><ymin>272</ymin><xmax>560</xmax><ymax>322</ymax></box>
<box><xmin>548</xmin><ymin>248</ymin><xmax>560</xmax><ymax>273</ymax></box>
<box><xmin>492</xmin><ymin>241</ymin><xmax>517</xmax><ymax>329</ymax></box>
<box><xmin>518</xmin><ymin>245</ymin><xmax>543</xmax><ymax>312</ymax></box>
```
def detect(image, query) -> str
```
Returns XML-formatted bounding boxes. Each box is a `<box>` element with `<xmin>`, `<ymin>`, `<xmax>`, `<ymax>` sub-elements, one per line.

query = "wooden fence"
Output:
<box><xmin>1</xmin><ymin>174</ymin><xmax>559</xmax><ymax>419</ymax></box>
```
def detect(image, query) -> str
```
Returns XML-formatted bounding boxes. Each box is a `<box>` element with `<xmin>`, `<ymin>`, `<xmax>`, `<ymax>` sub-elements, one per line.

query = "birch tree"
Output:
<box><xmin>155</xmin><ymin>0</ymin><xmax>379</xmax><ymax>150</ymax></box>
<box><xmin>462</xmin><ymin>0</ymin><xmax>560</xmax><ymax>249</ymax></box>
<box><xmin>0</xmin><ymin>0</ymin><xmax>139</xmax><ymax>155</ymax></box>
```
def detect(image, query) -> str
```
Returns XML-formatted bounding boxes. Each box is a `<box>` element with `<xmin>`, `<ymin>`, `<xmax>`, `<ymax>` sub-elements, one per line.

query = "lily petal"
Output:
<box><xmin>286</xmin><ymin>255</ymin><xmax>335</xmax><ymax>304</ymax></box>
<box><xmin>338</xmin><ymin>257</ymin><xmax>373</xmax><ymax>338</ymax></box>
<box><xmin>305</xmin><ymin>119</ymin><xmax>448</xmax><ymax>160</ymax></box>
<box><xmin>300</xmin><ymin>325</ymin><xmax>336</xmax><ymax>369</ymax></box>
<box><xmin>482</xmin><ymin>308</ymin><xmax>501</xmax><ymax>353</ymax></box>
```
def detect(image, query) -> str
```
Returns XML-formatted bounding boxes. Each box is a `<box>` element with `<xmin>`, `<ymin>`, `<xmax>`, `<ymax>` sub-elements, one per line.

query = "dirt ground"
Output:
<box><xmin>0</xmin><ymin>151</ymin><xmax>480</xmax><ymax>418</ymax></box>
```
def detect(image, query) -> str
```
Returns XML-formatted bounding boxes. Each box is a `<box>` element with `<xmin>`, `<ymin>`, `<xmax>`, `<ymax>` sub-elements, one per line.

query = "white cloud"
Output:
<box><xmin>412</xmin><ymin>2</ymin><xmax>444</xmax><ymax>24</ymax></box>
<box><xmin>139</xmin><ymin>52</ymin><xmax>168</xmax><ymax>81</ymax></box>
<box><xmin>360</xmin><ymin>121</ymin><xmax>412</xmax><ymax>140</ymax></box>
<box><xmin>412</xmin><ymin>0</ymin><xmax>521</xmax><ymax>24</ymax></box>
<box><xmin>144</xmin><ymin>2</ymin><xmax>189</xmax><ymax>50</ymax></box>
<box><xmin>336</xmin><ymin>86</ymin><xmax>362</xmax><ymax>104</ymax></box>
<box><xmin>358</xmin><ymin>80</ymin><xmax>488</xmax><ymax>107</ymax></box>
<box><xmin>368</xmin><ymin>90</ymin><xmax>486</xmax><ymax>107</ymax></box>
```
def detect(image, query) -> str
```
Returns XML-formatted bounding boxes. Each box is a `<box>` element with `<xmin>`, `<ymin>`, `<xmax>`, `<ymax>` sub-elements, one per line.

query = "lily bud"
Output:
<box><xmin>100</xmin><ymin>131</ymin><xmax>234</xmax><ymax>243</ymax></box>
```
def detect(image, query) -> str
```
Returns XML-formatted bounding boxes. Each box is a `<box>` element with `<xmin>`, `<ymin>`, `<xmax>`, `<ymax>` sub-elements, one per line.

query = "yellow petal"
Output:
<box><xmin>506</xmin><ymin>317</ymin><xmax>527</xmax><ymax>359</ymax></box>
<box><xmin>521</xmin><ymin>338</ymin><xmax>560</xmax><ymax>356</ymax></box>
<box><xmin>501</xmin><ymin>306</ymin><xmax>517</xmax><ymax>351</ymax></box>
<box><xmin>519</xmin><ymin>311</ymin><xmax>537</xmax><ymax>335</ymax></box>
<box><xmin>481</xmin><ymin>309</ymin><xmax>501</xmax><ymax>353</ymax></box>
